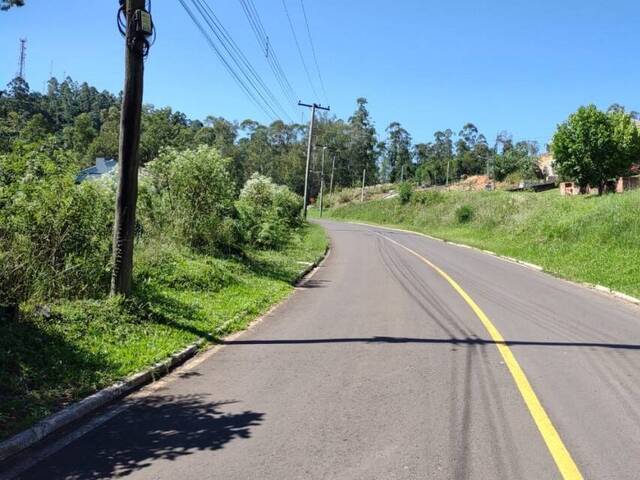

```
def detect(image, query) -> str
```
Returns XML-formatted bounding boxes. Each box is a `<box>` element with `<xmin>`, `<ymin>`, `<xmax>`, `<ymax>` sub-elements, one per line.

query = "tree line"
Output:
<box><xmin>1</xmin><ymin>75</ymin><xmax>552</xmax><ymax>202</ymax></box>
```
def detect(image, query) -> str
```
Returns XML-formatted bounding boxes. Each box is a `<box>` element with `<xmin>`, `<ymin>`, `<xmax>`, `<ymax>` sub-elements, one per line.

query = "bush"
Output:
<box><xmin>338</xmin><ymin>190</ymin><xmax>352</xmax><ymax>204</ymax></box>
<box><xmin>413</xmin><ymin>190</ymin><xmax>445</xmax><ymax>206</ymax></box>
<box><xmin>146</xmin><ymin>146</ymin><xmax>237</xmax><ymax>252</ymax></box>
<box><xmin>236</xmin><ymin>173</ymin><xmax>302</xmax><ymax>249</ymax></box>
<box><xmin>398</xmin><ymin>182</ymin><xmax>413</xmax><ymax>204</ymax></box>
<box><xmin>455</xmin><ymin>205</ymin><xmax>474</xmax><ymax>224</ymax></box>
<box><xmin>273</xmin><ymin>184</ymin><xmax>303</xmax><ymax>227</ymax></box>
<box><xmin>0</xmin><ymin>147</ymin><xmax>114</xmax><ymax>304</ymax></box>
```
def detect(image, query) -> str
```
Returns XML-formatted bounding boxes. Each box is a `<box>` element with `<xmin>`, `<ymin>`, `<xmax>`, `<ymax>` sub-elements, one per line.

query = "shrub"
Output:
<box><xmin>455</xmin><ymin>205</ymin><xmax>474</xmax><ymax>224</ymax></box>
<box><xmin>398</xmin><ymin>182</ymin><xmax>413</xmax><ymax>204</ymax></box>
<box><xmin>338</xmin><ymin>190</ymin><xmax>352</xmax><ymax>204</ymax></box>
<box><xmin>273</xmin><ymin>187</ymin><xmax>303</xmax><ymax>227</ymax></box>
<box><xmin>413</xmin><ymin>190</ymin><xmax>444</xmax><ymax>206</ymax></box>
<box><xmin>146</xmin><ymin>146</ymin><xmax>237</xmax><ymax>251</ymax></box>
<box><xmin>236</xmin><ymin>173</ymin><xmax>302</xmax><ymax>249</ymax></box>
<box><xmin>0</xmin><ymin>149</ymin><xmax>114</xmax><ymax>304</ymax></box>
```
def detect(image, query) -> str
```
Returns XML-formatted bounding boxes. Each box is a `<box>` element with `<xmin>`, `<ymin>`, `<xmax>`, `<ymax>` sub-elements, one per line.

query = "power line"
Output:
<box><xmin>281</xmin><ymin>0</ymin><xmax>320</xmax><ymax>100</ymax></box>
<box><xmin>238</xmin><ymin>0</ymin><xmax>298</xmax><ymax>109</ymax></box>
<box><xmin>246</xmin><ymin>0</ymin><xmax>298</xmax><ymax>106</ymax></box>
<box><xmin>178</xmin><ymin>0</ymin><xmax>274</xmax><ymax>120</ymax></box>
<box><xmin>178</xmin><ymin>0</ymin><xmax>292</xmax><ymax>122</ymax></box>
<box><xmin>195</xmin><ymin>0</ymin><xmax>293</xmax><ymax>121</ymax></box>
<box><xmin>299</xmin><ymin>0</ymin><xmax>329</xmax><ymax>105</ymax></box>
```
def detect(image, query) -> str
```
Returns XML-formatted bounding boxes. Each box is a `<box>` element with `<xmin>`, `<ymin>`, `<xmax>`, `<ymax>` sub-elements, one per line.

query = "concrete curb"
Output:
<box><xmin>0</xmin><ymin>339</ymin><xmax>205</xmax><ymax>463</ymax></box>
<box><xmin>0</xmin><ymin>245</ymin><xmax>330</xmax><ymax>465</ymax></box>
<box><xmin>293</xmin><ymin>245</ymin><xmax>329</xmax><ymax>285</ymax></box>
<box><xmin>344</xmin><ymin>220</ymin><xmax>640</xmax><ymax>308</ymax></box>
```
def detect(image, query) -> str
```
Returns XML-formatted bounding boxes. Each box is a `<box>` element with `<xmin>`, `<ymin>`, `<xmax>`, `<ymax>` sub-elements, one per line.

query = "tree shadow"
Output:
<box><xmin>0</xmin><ymin>316</ymin><xmax>113</xmax><ymax>441</ymax></box>
<box><xmin>130</xmin><ymin>282</ymin><xmax>214</xmax><ymax>340</ymax></box>
<box><xmin>20</xmin><ymin>394</ymin><xmax>264</xmax><ymax>479</ymax></box>
<box><xmin>238</xmin><ymin>253</ymin><xmax>297</xmax><ymax>284</ymax></box>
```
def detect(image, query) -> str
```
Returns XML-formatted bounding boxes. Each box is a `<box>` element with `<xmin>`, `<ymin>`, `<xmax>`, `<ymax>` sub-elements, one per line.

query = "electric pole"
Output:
<box><xmin>319</xmin><ymin>146</ymin><xmax>326</xmax><ymax>217</ymax></box>
<box><xmin>446</xmin><ymin>158</ymin><xmax>450</xmax><ymax>188</ymax></box>
<box><xmin>298</xmin><ymin>101</ymin><xmax>329</xmax><ymax>218</ymax></box>
<box><xmin>17</xmin><ymin>38</ymin><xmax>26</xmax><ymax>80</ymax></box>
<box><xmin>361</xmin><ymin>169</ymin><xmax>366</xmax><ymax>202</ymax></box>
<box><xmin>329</xmin><ymin>153</ymin><xmax>336</xmax><ymax>204</ymax></box>
<box><xmin>111</xmin><ymin>0</ymin><xmax>153</xmax><ymax>296</ymax></box>
<box><xmin>400</xmin><ymin>164</ymin><xmax>405</xmax><ymax>183</ymax></box>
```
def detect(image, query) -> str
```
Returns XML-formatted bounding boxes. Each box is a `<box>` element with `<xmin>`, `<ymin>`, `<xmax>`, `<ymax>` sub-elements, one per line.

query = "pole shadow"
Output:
<box><xmin>220</xmin><ymin>335</ymin><xmax>640</xmax><ymax>351</ymax></box>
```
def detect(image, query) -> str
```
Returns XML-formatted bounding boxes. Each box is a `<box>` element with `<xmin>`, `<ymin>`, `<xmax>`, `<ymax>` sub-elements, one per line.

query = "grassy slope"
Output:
<box><xmin>0</xmin><ymin>224</ymin><xmax>328</xmax><ymax>440</ymax></box>
<box><xmin>325</xmin><ymin>189</ymin><xmax>640</xmax><ymax>297</ymax></box>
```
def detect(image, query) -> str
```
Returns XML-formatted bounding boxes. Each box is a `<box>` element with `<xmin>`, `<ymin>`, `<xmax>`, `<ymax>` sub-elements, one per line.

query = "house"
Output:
<box><xmin>76</xmin><ymin>157</ymin><xmax>117</xmax><ymax>183</ymax></box>
<box><xmin>616</xmin><ymin>175</ymin><xmax>640</xmax><ymax>193</ymax></box>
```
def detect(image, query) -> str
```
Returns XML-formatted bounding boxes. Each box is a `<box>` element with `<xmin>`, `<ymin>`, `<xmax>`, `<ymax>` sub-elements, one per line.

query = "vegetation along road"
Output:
<box><xmin>10</xmin><ymin>220</ymin><xmax>640</xmax><ymax>479</ymax></box>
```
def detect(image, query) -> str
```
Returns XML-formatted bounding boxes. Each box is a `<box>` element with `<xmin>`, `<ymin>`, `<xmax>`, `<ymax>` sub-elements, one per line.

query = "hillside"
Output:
<box><xmin>325</xmin><ymin>188</ymin><xmax>640</xmax><ymax>298</ymax></box>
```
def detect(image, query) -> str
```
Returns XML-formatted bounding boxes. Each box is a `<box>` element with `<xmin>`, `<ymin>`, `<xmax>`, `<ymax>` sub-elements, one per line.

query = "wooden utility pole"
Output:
<box><xmin>329</xmin><ymin>153</ymin><xmax>336</xmax><ymax>203</ymax></box>
<box><xmin>319</xmin><ymin>146</ymin><xmax>326</xmax><ymax>217</ymax></box>
<box><xmin>445</xmin><ymin>158</ymin><xmax>451</xmax><ymax>188</ymax></box>
<box><xmin>361</xmin><ymin>169</ymin><xmax>366</xmax><ymax>202</ymax></box>
<box><xmin>111</xmin><ymin>0</ymin><xmax>153</xmax><ymax>296</ymax></box>
<box><xmin>298</xmin><ymin>101</ymin><xmax>329</xmax><ymax>218</ymax></box>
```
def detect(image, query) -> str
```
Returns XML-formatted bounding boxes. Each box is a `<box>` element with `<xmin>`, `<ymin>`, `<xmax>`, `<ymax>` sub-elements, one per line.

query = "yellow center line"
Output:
<box><xmin>378</xmin><ymin>233</ymin><xmax>583</xmax><ymax>480</ymax></box>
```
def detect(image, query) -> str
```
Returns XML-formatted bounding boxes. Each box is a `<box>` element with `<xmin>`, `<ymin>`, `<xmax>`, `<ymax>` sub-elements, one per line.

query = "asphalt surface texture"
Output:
<box><xmin>7</xmin><ymin>220</ymin><xmax>640</xmax><ymax>479</ymax></box>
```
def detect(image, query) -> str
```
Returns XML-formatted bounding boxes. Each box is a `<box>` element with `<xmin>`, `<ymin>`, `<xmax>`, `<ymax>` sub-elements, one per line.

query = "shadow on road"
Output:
<box><xmin>21</xmin><ymin>394</ymin><xmax>264</xmax><ymax>480</ymax></box>
<box><xmin>221</xmin><ymin>335</ymin><xmax>640</xmax><ymax>351</ymax></box>
<box><xmin>298</xmin><ymin>279</ymin><xmax>331</xmax><ymax>289</ymax></box>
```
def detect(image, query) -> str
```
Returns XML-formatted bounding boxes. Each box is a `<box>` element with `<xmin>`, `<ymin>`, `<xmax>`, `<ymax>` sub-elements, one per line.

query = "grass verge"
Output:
<box><xmin>0</xmin><ymin>223</ymin><xmax>328</xmax><ymax>441</ymax></box>
<box><xmin>323</xmin><ymin>189</ymin><xmax>640</xmax><ymax>297</ymax></box>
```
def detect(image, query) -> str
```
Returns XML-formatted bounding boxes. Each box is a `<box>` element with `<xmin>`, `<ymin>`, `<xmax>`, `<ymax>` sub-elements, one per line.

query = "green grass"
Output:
<box><xmin>0</xmin><ymin>224</ymin><xmax>328</xmax><ymax>441</ymax></box>
<box><xmin>325</xmin><ymin>188</ymin><xmax>640</xmax><ymax>297</ymax></box>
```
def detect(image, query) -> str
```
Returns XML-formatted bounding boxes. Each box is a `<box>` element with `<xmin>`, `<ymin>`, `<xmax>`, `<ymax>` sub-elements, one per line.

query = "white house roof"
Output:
<box><xmin>76</xmin><ymin>158</ymin><xmax>117</xmax><ymax>183</ymax></box>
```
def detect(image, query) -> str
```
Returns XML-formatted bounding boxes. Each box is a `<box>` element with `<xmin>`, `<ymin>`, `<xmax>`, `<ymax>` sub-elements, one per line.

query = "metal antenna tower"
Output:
<box><xmin>17</xmin><ymin>38</ymin><xmax>26</xmax><ymax>79</ymax></box>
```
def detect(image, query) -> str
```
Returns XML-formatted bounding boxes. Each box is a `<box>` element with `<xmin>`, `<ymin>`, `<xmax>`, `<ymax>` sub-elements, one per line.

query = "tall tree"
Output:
<box><xmin>384</xmin><ymin>121</ymin><xmax>412</xmax><ymax>182</ymax></box>
<box><xmin>455</xmin><ymin>123</ymin><xmax>485</xmax><ymax>176</ymax></box>
<box><xmin>347</xmin><ymin>98</ymin><xmax>379</xmax><ymax>186</ymax></box>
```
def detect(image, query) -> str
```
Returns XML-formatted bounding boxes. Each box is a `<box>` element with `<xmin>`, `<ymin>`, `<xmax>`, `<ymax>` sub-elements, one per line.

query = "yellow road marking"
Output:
<box><xmin>379</xmin><ymin>233</ymin><xmax>583</xmax><ymax>480</ymax></box>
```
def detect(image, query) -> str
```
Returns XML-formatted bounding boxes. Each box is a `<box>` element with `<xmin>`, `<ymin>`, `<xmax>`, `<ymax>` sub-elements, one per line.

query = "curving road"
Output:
<box><xmin>8</xmin><ymin>220</ymin><xmax>640</xmax><ymax>479</ymax></box>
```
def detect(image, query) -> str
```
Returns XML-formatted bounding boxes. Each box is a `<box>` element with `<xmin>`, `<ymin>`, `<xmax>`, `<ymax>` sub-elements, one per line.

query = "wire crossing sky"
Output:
<box><xmin>281</xmin><ymin>0</ymin><xmax>321</xmax><ymax>103</ymax></box>
<box><xmin>299</xmin><ymin>0</ymin><xmax>329</xmax><ymax>106</ymax></box>
<box><xmin>239</xmin><ymin>0</ymin><xmax>298</xmax><ymax>113</ymax></box>
<box><xmin>1</xmin><ymin>0</ymin><xmax>638</xmax><ymax>146</ymax></box>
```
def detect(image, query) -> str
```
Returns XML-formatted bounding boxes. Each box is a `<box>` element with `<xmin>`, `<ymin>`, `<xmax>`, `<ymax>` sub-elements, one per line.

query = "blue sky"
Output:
<box><xmin>1</xmin><ymin>0</ymin><xmax>638</xmax><ymax>149</ymax></box>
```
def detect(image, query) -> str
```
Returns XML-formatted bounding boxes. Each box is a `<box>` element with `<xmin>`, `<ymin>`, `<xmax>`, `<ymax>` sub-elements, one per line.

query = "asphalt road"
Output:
<box><xmin>10</xmin><ymin>220</ymin><xmax>640</xmax><ymax>479</ymax></box>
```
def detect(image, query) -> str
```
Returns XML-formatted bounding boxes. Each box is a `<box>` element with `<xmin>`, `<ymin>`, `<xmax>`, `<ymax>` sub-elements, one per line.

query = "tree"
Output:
<box><xmin>347</xmin><ymin>98</ymin><xmax>379</xmax><ymax>186</ymax></box>
<box><xmin>1</xmin><ymin>0</ymin><xmax>24</xmax><ymax>10</ymax></box>
<box><xmin>384</xmin><ymin>121</ymin><xmax>412</xmax><ymax>182</ymax></box>
<box><xmin>494</xmin><ymin>140</ymin><xmax>539</xmax><ymax>181</ymax></box>
<box><xmin>608</xmin><ymin>103</ymin><xmax>639</xmax><ymax>120</ymax></box>
<box><xmin>413</xmin><ymin>129</ymin><xmax>455</xmax><ymax>186</ymax></box>
<box><xmin>552</xmin><ymin>105</ymin><xmax>640</xmax><ymax>194</ymax></box>
<box><xmin>63</xmin><ymin>112</ymin><xmax>97</xmax><ymax>161</ymax></box>
<box><xmin>455</xmin><ymin>123</ymin><xmax>485</xmax><ymax>176</ymax></box>
<box><xmin>87</xmin><ymin>106</ymin><xmax>120</xmax><ymax>161</ymax></box>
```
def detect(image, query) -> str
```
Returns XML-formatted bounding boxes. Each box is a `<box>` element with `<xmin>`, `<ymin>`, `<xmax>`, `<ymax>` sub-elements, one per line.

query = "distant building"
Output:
<box><xmin>76</xmin><ymin>157</ymin><xmax>117</xmax><ymax>183</ymax></box>
<box><xmin>616</xmin><ymin>175</ymin><xmax>640</xmax><ymax>193</ymax></box>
